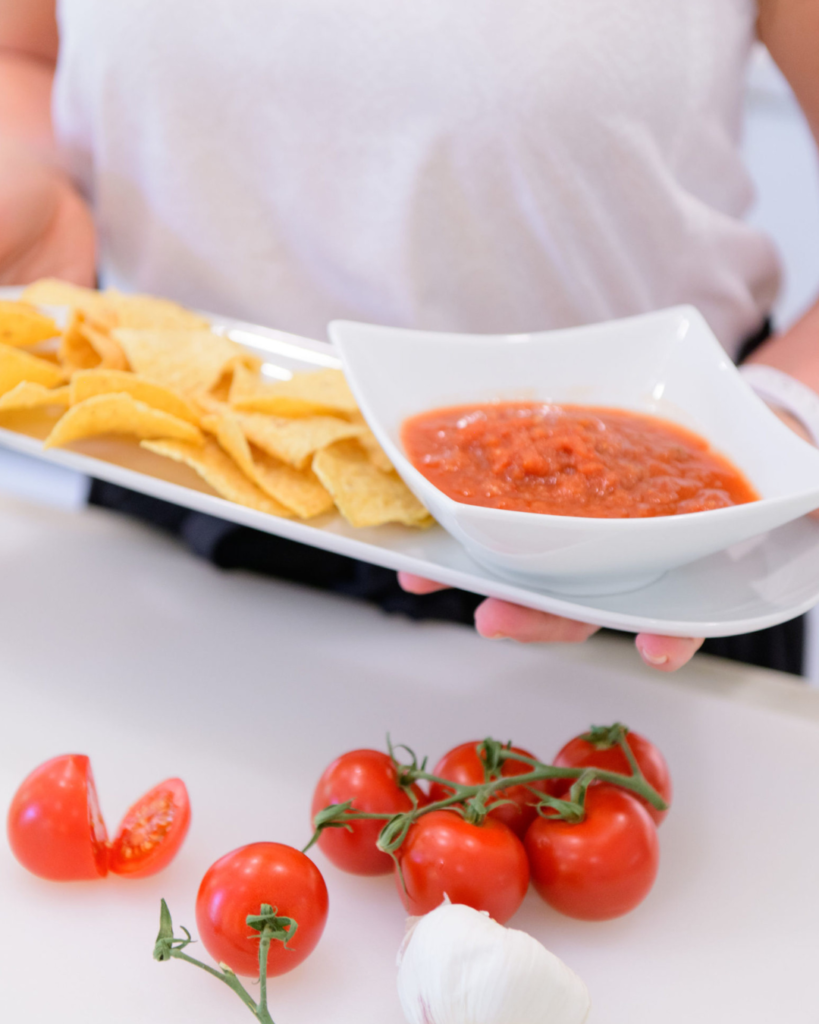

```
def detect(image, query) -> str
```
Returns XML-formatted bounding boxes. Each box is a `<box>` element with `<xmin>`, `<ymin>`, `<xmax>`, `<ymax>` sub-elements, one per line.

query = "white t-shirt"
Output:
<box><xmin>53</xmin><ymin>0</ymin><xmax>779</xmax><ymax>355</ymax></box>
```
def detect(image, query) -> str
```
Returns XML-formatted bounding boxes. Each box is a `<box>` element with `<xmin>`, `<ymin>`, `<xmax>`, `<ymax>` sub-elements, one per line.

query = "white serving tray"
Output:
<box><xmin>2</xmin><ymin>299</ymin><xmax>819</xmax><ymax>638</ymax></box>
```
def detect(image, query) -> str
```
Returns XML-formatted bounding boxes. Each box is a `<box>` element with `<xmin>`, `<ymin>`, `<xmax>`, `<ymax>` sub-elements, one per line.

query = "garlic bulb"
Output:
<box><xmin>396</xmin><ymin>901</ymin><xmax>591</xmax><ymax>1024</ymax></box>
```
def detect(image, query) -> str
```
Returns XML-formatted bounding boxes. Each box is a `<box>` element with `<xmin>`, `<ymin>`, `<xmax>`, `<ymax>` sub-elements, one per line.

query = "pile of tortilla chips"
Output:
<box><xmin>0</xmin><ymin>280</ymin><xmax>432</xmax><ymax>528</ymax></box>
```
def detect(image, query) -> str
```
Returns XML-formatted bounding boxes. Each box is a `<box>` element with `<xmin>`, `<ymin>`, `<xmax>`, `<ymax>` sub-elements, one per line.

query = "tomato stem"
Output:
<box><xmin>581</xmin><ymin>722</ymin><xmax>628</xmax><ymax>750</ymax></box>
<box><xmin>616</xmin><ymin>730</ymin><xmax>643</xmax><ymax>778</ymax></box>
<box><xmin>309</xmin><ymin>727</ymin><xmax>668</xmax><ymax>854</ymax></box>
<box><xmin>153</xmin><ymin>899</ymin><xmax>293</xmax><ymax>1023</ymax></box>
<box><xmin>258</xmin><ymin>937</ymin><xmax>273</xmax><ymax>1024</ymax></box>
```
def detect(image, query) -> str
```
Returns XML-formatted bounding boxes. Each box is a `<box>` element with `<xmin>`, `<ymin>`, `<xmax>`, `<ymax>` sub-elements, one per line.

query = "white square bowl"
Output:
<box><xmin>329</xmin><ymin>307</ymin><xmax>819</xmax><ymax>595</ymax></box>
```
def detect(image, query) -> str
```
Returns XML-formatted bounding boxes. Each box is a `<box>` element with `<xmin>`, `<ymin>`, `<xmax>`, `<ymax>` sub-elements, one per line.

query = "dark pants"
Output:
<box><xmin>88</xmin><ymin>317</ymin><xmax>805</xmax><ymax>678</ymax></box>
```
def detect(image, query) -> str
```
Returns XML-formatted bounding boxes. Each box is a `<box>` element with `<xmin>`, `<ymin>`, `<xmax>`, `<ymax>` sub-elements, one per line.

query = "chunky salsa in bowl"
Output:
<box><xmin>402</xmin><ymin>402</ymin><xmax>759</xmax><ymax>519</ymax></box>
<box><xmin>330</xmin><ymin>307</ymin><xmax>819</xmax><ymax>595</ymax></box>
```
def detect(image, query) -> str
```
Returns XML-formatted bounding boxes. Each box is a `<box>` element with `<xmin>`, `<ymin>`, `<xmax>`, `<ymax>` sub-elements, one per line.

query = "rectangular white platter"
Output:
<box><xmin>3</xmin><ymin>293</ymin><xmax>819</xmax><ymax>638</ymax></box>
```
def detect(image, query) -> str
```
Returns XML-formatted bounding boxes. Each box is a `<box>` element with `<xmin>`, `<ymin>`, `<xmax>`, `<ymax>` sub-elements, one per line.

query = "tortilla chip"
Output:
<box><xmin>59</xmin><ymin>310</ymin><xmax>102</xmax><ymax>372</ymax></box>
<box><xmin>70</xmin><ymin>369</ymin><xmax>200</xmax><ymax>424</ymax></box>
<box><xmin>0</xmin><ymin>342</ymin><xmax>65</xmax><ymax>396</ymax></box>
<box><xmin>102</xmin><ymin>291</ymin><xmax>210</xmax><ymax>330</ymax></box>
<box><xmin>227</xmin><ymin>364</ymin><xmax>275</xmax><ymax>414</ymax></box>
<box><xmin>348</xmin><ymin>414</ymin><xmax>395</xmax><ymax>473</ymax></box>
<box><xmin>233</xmin><ymin>411</ymin><xmax>364</xmax><ymax>470</ymax></box>
<box><xmin>0</xmin><ymin>301</ymin><xmax>59</xmax><ymax>348</ymax></box>
<box><xmin>113</xmin><ymin>329</ymin><xmax>260</xmax><ymax>396</ymax></box>
<box><xmin>21</xmin><ymin>279</ymin><xmax>210</xmax><ymax>332</ymax></box>
<box><xmin>202</xmin><ymin>411</ymin><xmax>334</xmax><ymax>518</ymax></box>
<box><xmin>312</xmin><ymin>440</ymin><xmax>431</xmax><ymax>528</ymax></box>
<box><xmin>193</xmin><ymin>392</ymin><xmax>231</xmax><ymax>417</ymax></box>
<box><xmin>209</xmin><ymin>371</ymin><xmax>234</xmax><ymax>402</ymax></box>
<box><xmin>228</xmin><ymin>364</ymin><xmax>267</xmax><ymax>406</ymax></box>
<box><xmin>59</xmin><ymin>310</ymin><xmax>128</xmax><ymax>372</ymax></box>
<box><xmin>82</xmin><ymin>322</ymin><xmax>129</xmax><ymax>370</ymax></box>
<box><xmin>43</xmin><ymin>393</ymin><xmax>203</xmax><ymax>449</ymax></box>
<box><xmin>20</xmin><ymin>279</ymin><xmax>119</xmax><ymax>329</ymax></box>
<box><xmin>230</xmin><ymin>365</ymin><xmax>358</xmax><ymax>417</ymax></box>
<box><xmin>33</xmin><ymin>349</ymin><xmax>62</xmax><ymax>365</ymax></box>
<box><xmin>201</xmin><ymin>412</ymin><xmax>257</xmax><ymax>479</ymax></box>
<box><xmin>141</xmin><ymin>437</ymin><xmax>291</xmax><ymax>517</ymax></box>
<box><xmin>252</xmin><ymin>450</ymin><xmax>335</xmax><ymax>518</ymax></box>
<box><xmin>0</xmin><ymin>382</ymin><xmax>70</xmax><ymax>410</ymax></box>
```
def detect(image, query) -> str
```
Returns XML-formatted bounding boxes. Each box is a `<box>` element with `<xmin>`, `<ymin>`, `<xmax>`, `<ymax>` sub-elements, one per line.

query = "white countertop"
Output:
<box><xmin>1</xmin><ymin>493</ymin><xmax>818</xmax><ymax>1023</ymax></box>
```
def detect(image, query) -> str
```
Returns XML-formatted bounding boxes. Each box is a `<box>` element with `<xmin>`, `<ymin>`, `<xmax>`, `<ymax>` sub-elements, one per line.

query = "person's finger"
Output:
<box><xmin>474</xmin><ymin>597</ymin><xmax>600</xmax><ymax>644</ymax></box>
<box><xmin>635</xmin><ymin>633</ymin><xmax>704</xmax><ymax>672</ymax></box>
<box><xmin>397</xmin><ymin>571</ymin><xmax>451</xmax><ymax>595</ymax></box>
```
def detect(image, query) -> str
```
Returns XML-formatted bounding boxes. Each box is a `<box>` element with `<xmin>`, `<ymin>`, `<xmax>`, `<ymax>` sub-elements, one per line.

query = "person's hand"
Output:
<box><xmin>0</xmin><ymin>141</ymin><xmax>95</xmax><ymax>286</ymax></box>
<box><xmin>398</xmin><ymin>572</ymin><xmax>704</xmax><ymax>671</ymax></box>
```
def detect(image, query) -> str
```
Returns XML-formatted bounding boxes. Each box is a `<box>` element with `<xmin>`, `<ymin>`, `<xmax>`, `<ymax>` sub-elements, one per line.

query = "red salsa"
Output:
<box><xmin>402</xmin><ymin>402</ymin><xmax>758</xmax><ymax>518</ymax></box>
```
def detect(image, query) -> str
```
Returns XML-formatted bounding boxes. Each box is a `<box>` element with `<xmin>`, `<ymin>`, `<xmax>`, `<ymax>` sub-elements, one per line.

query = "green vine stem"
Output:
<box><xmin>153</xmin><ymin>899</ymin><xmax>296</xmax><ymax>1023</ymax></box>
<box><xmin>304</xmin><ymin>725</ymin><xmax>667</xmax><ymax>856</ymax></box>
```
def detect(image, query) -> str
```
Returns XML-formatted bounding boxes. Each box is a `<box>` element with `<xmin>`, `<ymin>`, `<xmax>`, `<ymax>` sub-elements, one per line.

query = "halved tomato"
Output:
<box><xmin>7</xmin><ymin>756</ymin><xmax>190</xmax><ymax>882</ymax></box>
<box><xmin>108</xmin><ymin>778</ymin><xmax>191</xmax><ymax>878</ymax></box>
<box><xmin>6</xmin><ymin>754</ymin><xmax>109</xmax><ymax>880</ymax></box>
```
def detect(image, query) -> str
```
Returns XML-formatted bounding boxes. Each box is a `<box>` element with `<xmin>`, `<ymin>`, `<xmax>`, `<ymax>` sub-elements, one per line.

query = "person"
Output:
<box><xmin>0</xmin><ymin>1</ymin><xmax>817</xmax><ymax>674</ymax></box>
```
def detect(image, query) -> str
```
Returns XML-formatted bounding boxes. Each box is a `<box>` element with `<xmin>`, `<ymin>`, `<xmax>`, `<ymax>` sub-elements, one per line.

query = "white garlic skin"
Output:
<box><xmin>396</xmin><ymin>902</ymin><xmax>591</xmax><ymax>1024</ymax></box>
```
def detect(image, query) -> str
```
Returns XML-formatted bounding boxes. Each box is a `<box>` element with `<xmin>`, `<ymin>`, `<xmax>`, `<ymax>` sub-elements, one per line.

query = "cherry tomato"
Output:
<box><xmin>395</xmin><ymin>810</ymin><xmax>529</xmax><ymax>924</ymax></box>
<box><xmin>551</xmin><ymin>729</ymin><xmax>672</xmax><ymax>824</ymax></box>
<box><xmin>108</xmin><ymin>778</ymin><xmax>190</xmax><ymax>878</ymax></box>
<box><xmin>6</xmin><ymin>754</ymin><xmax>109</xmax><ymax>880</ymax></box>
<box><xmin>196</xmin><ymin>842</ymin><xmax>328</xmax><ymax>977</ymax></box>
<box><xmin>525</xmin><ymin>785</ymin><xmax>659</xmax><ymax>920</ymax></box>
<box><xmin>428</xmin><ymin>741</ymin><xmax>549</xmax><ymax>838</ymax></box>
<box><xmin>311</xmin><ymin>749</ymin><xmax>426</xmax><ymax>875</ymax></box>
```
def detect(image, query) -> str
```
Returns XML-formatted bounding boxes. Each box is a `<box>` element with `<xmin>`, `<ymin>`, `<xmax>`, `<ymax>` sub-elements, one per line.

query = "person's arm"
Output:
<box><xmin>0</xmin><ymin>0</ymin><xmax>95</xmax><ymax>285</ymax></box>
<box><xmin>748</xmin><ymin>0</ymin><xmax>819</xmax><ymax>383</ymax></box>
<box><xmin>0</xmin><ymin>0</ymin><xmax>58</xmax><ymax>155</ymax></box>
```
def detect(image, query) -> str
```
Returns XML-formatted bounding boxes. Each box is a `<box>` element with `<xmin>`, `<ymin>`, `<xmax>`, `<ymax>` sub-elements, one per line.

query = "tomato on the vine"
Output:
<box><xmin>428</xmin><ymin>741</ymin><xmax>549</xmax><ymax>838</ymax></box>
<box><xmin>395</xmin><ymin>810</ymin><xmax>529</xmax><ymax>924</ymax></box>
<box><xmin>551</xmin><ymin>729</ymin><xmax>672</xmax><ymax>824</ymax></box>
<box><xmin>196</xmin><ymin>842</ymin><xmax>328</xmax><ymax>977</ymax></box>
<box><xmin>6</xmin><ymin>754</ymin><xmax>109</xmax><ymax>880</ymax></box>
<box><xmin>108</xmin><ymin>778</ymin><xmax>190</xmax><ymax>878</ymax></box>
<box><xmin>525</xmin><ymin>784</ymin><xmax>659</xmax><ymax>920</ymax></box>
<box><xmin>311</xmin><ymin>749</ymin><xmax>426</xmax><ymax>875</ymax></box>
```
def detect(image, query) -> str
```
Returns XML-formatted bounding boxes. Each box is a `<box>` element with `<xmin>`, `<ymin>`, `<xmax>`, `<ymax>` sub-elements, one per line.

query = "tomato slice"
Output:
<box><xmin>7</xmin><ymin>754</ymin><xmax>109</xmax><ymax>880</ymax></box>
<box><xmin>108</xmin><ymin>778</ymin><xmax>190</xmax><ymax>878</ymax></box>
